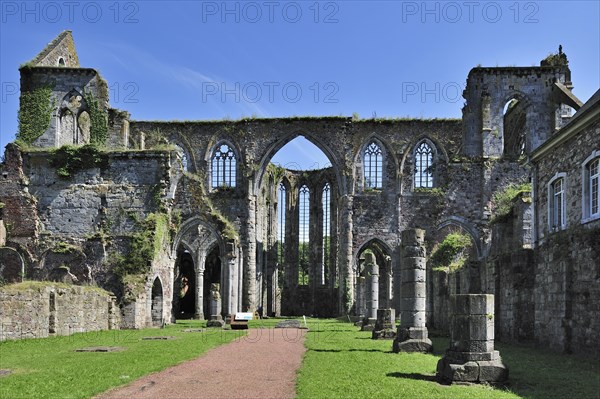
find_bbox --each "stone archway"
[355,239,393,317]
[203,245,222,320]
[173,247,196,319]
[0,247,25,284]
[151,277,164,326]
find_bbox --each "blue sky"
[1,1,599,168]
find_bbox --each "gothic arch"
[56,89,88,145]
[354,135,398,191]
[254,131,345,197]
[436,216,482,258]
[150,276,164,326]
[172,217,226,260]
[500,91,533,157]
[205,139,241,190]
[354,237,394,269]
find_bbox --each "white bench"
[230,312,253,330]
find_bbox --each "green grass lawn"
[1,318,598,399]
[0,320,242,399]
[295,319,600,399]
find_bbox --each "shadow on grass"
[386,372,439,383]
[312,348,390,353]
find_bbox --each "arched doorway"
[173,247,196,319]
[203,246,222,319]
[355,240,392,316]
[151,277,163,326]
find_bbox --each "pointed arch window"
[174,144,189,172]
[298,185,310,285]
[211,144,236,188]
[278,183,286,267]
[321,183,331,285]
[415,141,434,188]
[364,142,383,189]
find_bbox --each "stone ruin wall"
[532,116,600,356]
[0,284,120,341]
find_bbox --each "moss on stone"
[113,212,169,278]
[48,144,109,179]
[186,171,239,242]
[491,183,532,223]
[430,233,473,273]
[84,91,108,146]
[52,242,79,254]
[17,85,55,144]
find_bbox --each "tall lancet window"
[415,141,433,188]
[364,142,383,189]
[321,183,331,285]
[298,185,310,285]
[211,144,237,188]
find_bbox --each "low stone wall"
[0,283,120,341]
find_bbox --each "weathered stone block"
[401,257,427,270]
[399,269,426,283]
[400,282,426,299]
[399,297,426,312]
[401,245,426,258]
[393,337,433,353]
[401,229,425,246]
[451,294,494,316]
[445,350,500,362]
[449,339,495,353]
[400,311,426,327]
[451,315,494,341]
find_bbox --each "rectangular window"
[590,159,599,217]
[550,177,566,231]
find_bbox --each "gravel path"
[95,328,307,399]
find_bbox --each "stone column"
[356,276,365,318]
[393,229,432,352]
[194,268,205,320]
[368,253,379,319]
[338,195,353,314]
[243,194,257,312]
[361,252,378,331]
[206,283,225,328]
[372,308,397,339]
[437,294,508,384]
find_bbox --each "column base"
[436,356,509,384]
[206,315,224,328]
[393,327,432,353]
[360,317,377,331]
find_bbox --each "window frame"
[548,172,567,232]
[298,184,310,286]
[582,150,600,223]
[363,141,384,190]
[210,142,237,189]
[413,140,435,189]
[321,182,331,286]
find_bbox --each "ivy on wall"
[17,85,55,145]
[113,212,169,278]
[430,233,473,273]
[48,144,109,179]
[84,91,108,146]
[491,183,532,223]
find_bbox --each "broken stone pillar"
[354,276,366,326]
[437,294,508,384]
[360,252,378,331]
[372,308,397,339]
[206,283,224,328]
[393,229,432,352]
